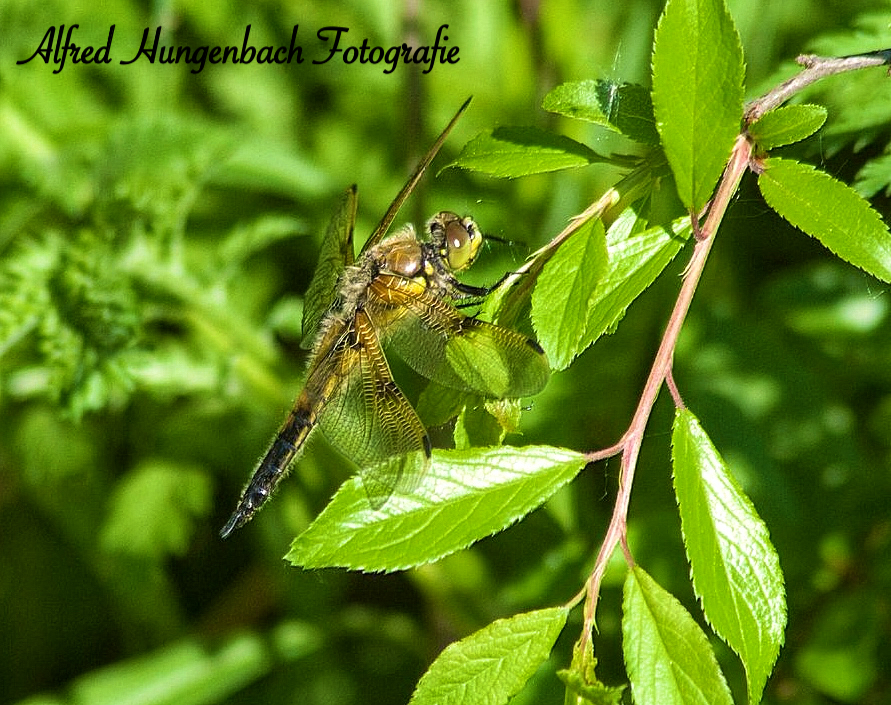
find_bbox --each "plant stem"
[745,52,891,123]
[575,47,891,657]
[578,134,753,652]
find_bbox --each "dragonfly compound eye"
[441,215,482,271]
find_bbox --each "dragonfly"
[220,98,550,538]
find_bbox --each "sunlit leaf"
[651,0,745,210]
[450,127,607,177]
[623,566,733,705]
[286,446,586,571]
[409,607,568,705]
[758,157,891,282]
[532,217,608,370]
[747,104,827,151]
[672,409,786,704]
[580,209,692,351]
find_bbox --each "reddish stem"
[578,134,753,650]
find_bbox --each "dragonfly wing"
[301,186,358,348]
[369,275,550,399]
[360,98,471,254]
[318,310,430,506]
[220,317,358,537]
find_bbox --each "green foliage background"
[1,0,890,703]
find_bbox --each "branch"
[576,47,891,655]
[745,50,891,123]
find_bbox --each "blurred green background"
[1,0,891,703]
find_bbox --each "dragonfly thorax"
[313,210,492,378]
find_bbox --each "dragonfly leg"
[450,269,515,299]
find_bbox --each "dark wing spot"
[525,338,545,355]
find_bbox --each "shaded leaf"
[416,382,475,428]
[0,234,60,356]
[557,636,626,704]
[213,139,333,199]
[795,593,881,702]
[69,627,321,705]
[543,80,659,145]
[855,153,891,198]
[217,215,307,269]
[454,400,512,449]
[101,460,212,559]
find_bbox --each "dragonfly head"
[429,212,483,272]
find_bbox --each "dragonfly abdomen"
[219,407,315,538]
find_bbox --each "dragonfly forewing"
[360,97,472,255]
[301,186,358,348]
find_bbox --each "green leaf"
[68,627,321,705]
[450,127,606,177]
[795,593,882,702]
[96,116,232,235]
[758,157,891,282]
[127,345,221,396]
[672,409,786,704]
[557,636,626,704]
[409,607,569,705]
[213,138,334,199]
[286,446,586,571]
[454,400,513,449]
[747,104,828,151]
[0,233,60,357]
[761,259,890,337]
[71,637,267,705]
[416,382,475,428]
[532,218,608,370]
[622,566,733,705]
[855,153,891,198]
[651,0,745,211]
[101,460,212,559]
[543,80,659,145]
[579,209,692,352]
